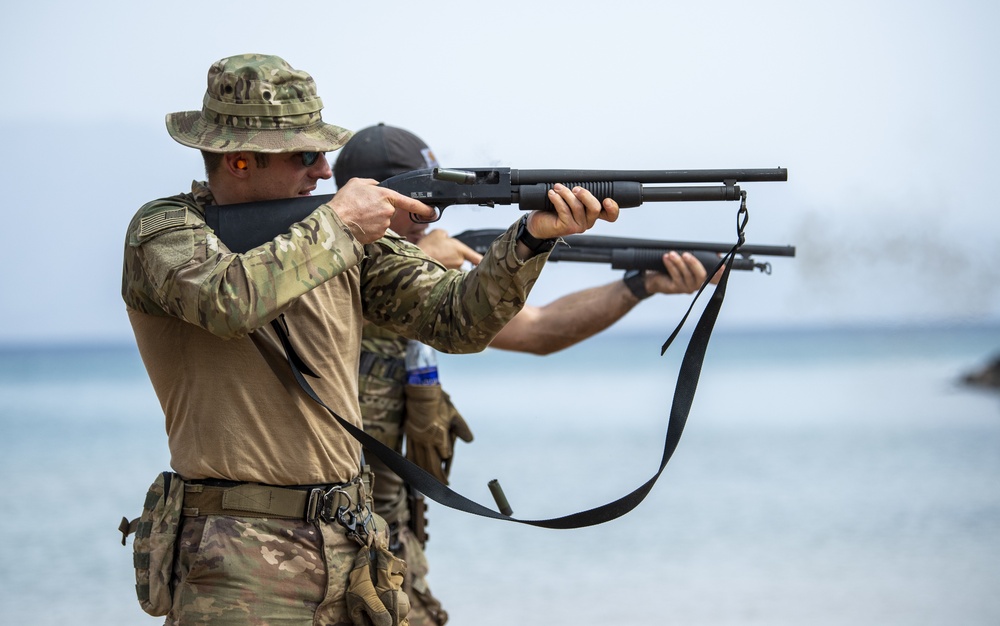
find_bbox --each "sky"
[1,0,998,345]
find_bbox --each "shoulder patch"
[138,207,190,238]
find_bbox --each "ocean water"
[1,324,998,625]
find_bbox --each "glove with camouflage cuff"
[403,384,474,484]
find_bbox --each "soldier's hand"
[330,178,437,244]
[646,252,711,294]
[417,230,483,269]
[524,183,619,240]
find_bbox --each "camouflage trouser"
[166,514,379,625]
[394,524,447,626]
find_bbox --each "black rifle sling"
[262,239,738,530]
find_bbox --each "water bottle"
[405,341,440,386]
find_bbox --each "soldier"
[334,123,714,626]
[121,54,619,625]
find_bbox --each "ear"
[224,153,250,177]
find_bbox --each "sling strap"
[264,197,749,529]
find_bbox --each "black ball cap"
[333,122,439,188]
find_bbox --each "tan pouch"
[130,471,184,616]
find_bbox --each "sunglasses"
[299,151,324,168]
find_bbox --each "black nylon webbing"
[265,228,742,529]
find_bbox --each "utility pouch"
[346,541,411,626]
[122,471,184,616]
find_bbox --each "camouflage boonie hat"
[166,53,352,154]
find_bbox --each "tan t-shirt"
[123,182,544,485]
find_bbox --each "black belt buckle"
[305,484,361,530]
[306,481,374,545]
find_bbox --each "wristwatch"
[623,269,652,301]
[515,214,557,255]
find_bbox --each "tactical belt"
[358,351,406,381]
[182,479,367,524]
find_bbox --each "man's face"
[244,152,332,201]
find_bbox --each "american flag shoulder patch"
[138,208,189,237]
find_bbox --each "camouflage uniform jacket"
[122,181,546,486]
